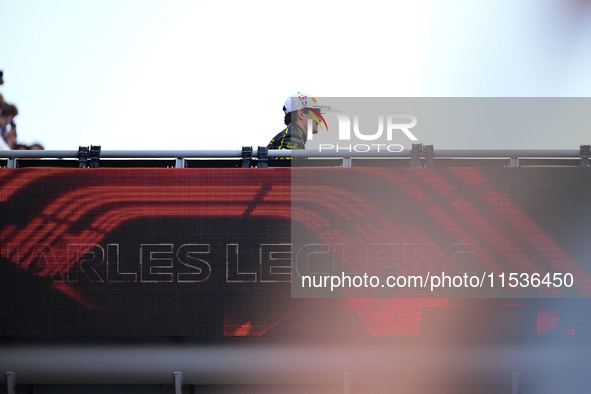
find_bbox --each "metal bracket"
[6,371,15,394]
[89,145,101,168]
[77,146,89,168]
[342,157,352,168]
[343,372,351,394]
[256,146,268,168]
[175,157,186,168]
[410,143,421,167]
[7,157,17,168]
[509,156,519,168]
[511,371,519,394]
[580,145,590,168]
[173,371,183,394]
[241,146,253,168]
[424,145,434,167]
[410,144,434,167]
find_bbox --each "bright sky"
[1,0,590,150]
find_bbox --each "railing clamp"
[410,143,434,167]
[256,146,269,168]
[89,145,101,168]
[509,157,520,168]
[175,157,186,168]
[580,145,590,168]
[77,146,89,168]
[424,144,434,167]
[241,146,253,168]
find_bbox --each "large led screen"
[1,167,590,337]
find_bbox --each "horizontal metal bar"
[101,150,245,159]
[0,150,80,159]
[433,149,580,158]
[0,341,589,386]
[0,150,247,159]
[0,149,583,160]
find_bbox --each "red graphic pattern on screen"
[0,168,587,337]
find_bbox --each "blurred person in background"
[0,69,4,103]
[0,121,8,149]
[0,70,43,150]
[0,70,7,150]
[1,103,19,149]
[0,70,45,150]
[1,70,21,150]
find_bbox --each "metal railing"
[0,144,589,168]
